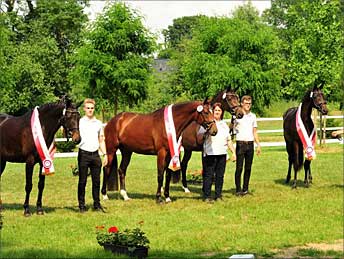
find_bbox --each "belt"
[236,141,254,144]
[79,149,99,155]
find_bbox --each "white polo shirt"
[235,112,257,141]
[199,120,230,156]
[78,116,103,152]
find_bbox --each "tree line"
[0,0,342,118]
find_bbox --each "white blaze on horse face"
[310,92,313,98]
[222,92,226,99]
[197,105,203,112]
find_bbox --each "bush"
[56,141,77,152]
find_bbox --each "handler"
[77,98,107,213]
[199,102,236,202]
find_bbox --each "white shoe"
[182,186,191,193]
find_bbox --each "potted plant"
[96,225,150,258]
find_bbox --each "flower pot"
[102,244,148,259]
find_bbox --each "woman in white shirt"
[200,102,236,202]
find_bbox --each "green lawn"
[0,144,343,258]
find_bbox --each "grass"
[0,144,343,258]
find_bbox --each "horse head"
[220,87,244,119]
[195,98,218,136]
[60,96,82,144]
[310,84,328,115]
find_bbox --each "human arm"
[227,138,236,162]
[98,127,108,165]
[253,127,261,156]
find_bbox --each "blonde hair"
[83,98,95,107]
[241,95,252,103]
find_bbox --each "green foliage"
[70,2,156,115]
[96,227,150,248]
[0,0,88,114]
[168,4,284,115]
[55,141,76,153]
[263,0,343,100]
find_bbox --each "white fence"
[54,115,343,158]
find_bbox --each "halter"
[223,91,240,115]
[197,106,215,132]
[60,108,80,140]
[310,91,326,111]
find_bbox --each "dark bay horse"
[103,99,217,203]
[176,88,244,192]
[0,96,81,216]
[283,86,328,188]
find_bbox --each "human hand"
[256,145,261,156]
[231,153,237,162]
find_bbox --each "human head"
[212,102,224,120]
[241,95,252,113]
[83,98,95,119]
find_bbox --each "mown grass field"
[0,144,343,259]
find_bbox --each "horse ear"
[76,101,83,109]
[203,96,209,104]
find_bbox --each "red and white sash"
[31,107,56,175]
[296,103,316,160]
[164,105,182,171]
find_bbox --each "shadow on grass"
[274,178,309,188]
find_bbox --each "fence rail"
[54,115,343,158]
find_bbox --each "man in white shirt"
[234,95,261,196]
[77,98,107,213]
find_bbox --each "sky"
[85,0,271,42]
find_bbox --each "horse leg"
[308,161,312,183]
[36,165,45,215]
[101,166,109,200]
[118,149,132,201]
[0,160,6,175]
[285,141,293,184]
[292,143,302,189]
[181,150,192,193]
[304,159,311,187]
[23,163,34,217]
[164,168,172,203]
[156,149,167,204]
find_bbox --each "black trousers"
[202,154,226,199]
[77,149,102,208]
[235,141,254,193]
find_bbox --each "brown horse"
[103,99,217,203]
[283,85,328,188]
[0,96,81,216]
[176,88,243,192]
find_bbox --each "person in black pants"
[199,102,236,202]
[77,98,107,213]
[234,95,261,196]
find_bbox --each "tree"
[263,0,343,100]
[70,2,156,115]
[168,3,284,115]
[0,0,88,114]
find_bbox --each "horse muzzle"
[71,130,81,144]
[208,122,218,136]
[234,106,244,119]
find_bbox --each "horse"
[0,96,81,216]
[102,99,218,203]
[283,85,328,188]
[173,88,244,193]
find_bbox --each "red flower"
[108,226,119,233]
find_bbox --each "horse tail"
[295,143,304,172]
[172,169,181,183]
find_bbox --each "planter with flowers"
[96,225,150,258]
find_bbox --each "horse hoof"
[24,211,31,217]
[292,185,297,189]
[102,194,109,201]
[165,197,172,203]
[37,209,44,215]
[156,198,164,205]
